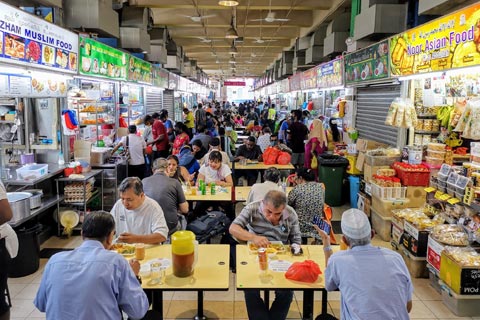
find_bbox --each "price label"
[424,187,436,193]
[434,191,444,199]
[447,198,460,205]
[440,194,451,201]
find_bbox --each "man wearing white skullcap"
[314,209,413,320]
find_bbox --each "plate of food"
[248,241,286,255]
[111,243,135,256]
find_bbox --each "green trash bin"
[318,155,349,206]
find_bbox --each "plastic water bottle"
[281,179,287,193]
[58,152,65,166]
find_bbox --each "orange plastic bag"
[277,151,291,165]
[285,260,322,283]
[263,147,280,165]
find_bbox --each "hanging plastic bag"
[311,156,318,169]
[285,260,322,283]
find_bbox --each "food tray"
[16,164,48,180]
[247,241,286,255]
[111,243,135,255]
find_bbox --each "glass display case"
[120,84,145,127]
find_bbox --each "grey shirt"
[191,133,212,150]
[232,200,301,245]
[142,173,186,233]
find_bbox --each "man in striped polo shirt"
[229,190,301,320]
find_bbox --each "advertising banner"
[317,58,344,88]
[389,3,480,76]
[79,36,127,81]
[345,42,389,85]
[0,69,67,97]
[127,55,152,84]
[289,72,303,91]
[302,67,317,90]
[224,81,246,86]
[0,1,78,73]
[152,66,168,88]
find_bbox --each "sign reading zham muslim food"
[0,1,78,73]
[390,3,480,76]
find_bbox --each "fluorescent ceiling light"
[218,1,239,6]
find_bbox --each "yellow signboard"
[389,3,480,76]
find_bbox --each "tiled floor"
[7,204,480,319]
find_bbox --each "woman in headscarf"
[304,119,327,173]
[326,117,343,151]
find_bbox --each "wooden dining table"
[184,186,232,201]
[141,244,230,320]
[236,244,333,320]
[235,186,293,202]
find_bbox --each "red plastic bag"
[285,260,322,283]
[277,151,291,165]
[263,147,280,165]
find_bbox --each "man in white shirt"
[246,168,282,204]
[110,177,168,244]
[256,127,272,152]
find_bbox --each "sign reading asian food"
[127,55,152,84]
[318,58,344,88]
[345,41,389,85]
[79,36,127,80]
[389,3,480,76]
[0,1,78,73]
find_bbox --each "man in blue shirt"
[34,212,149,320]
[315,209,413,320]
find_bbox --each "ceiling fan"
[250,0,289,23]
[197,37,221,43]
[180,14,216,22]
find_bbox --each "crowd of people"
[0,99,414,320]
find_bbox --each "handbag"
[311,156,318,169]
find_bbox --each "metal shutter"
[162,89,175,120]
[355,85,402,147]
[145,86,163,115]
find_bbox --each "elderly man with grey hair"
[230,190,301,320]
[246,167,282,204]
[110,177,168,244]
[142,158,189,236]
[315,209,413,320]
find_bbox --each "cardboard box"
[356,138,389,152]
[357,191,371,217]
[391,215,404,247]
[402,221,429,257]
[372,197,411,218]
[427,235,445,273]
[440,252,480,295]
[355,151,365,171]
[371,209,391,241]
[364,163,391,183]
[406,186,427,207]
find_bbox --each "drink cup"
[149,261,165,285]
[135,243,145,260]
[258,248,268,272]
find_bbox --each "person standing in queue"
[314,209,413,320]
[0,181,17,320]
[148,112,169,160]
[287,109,308,170]
[111,125,146,179]
[34,211,149,320]
[229,190,301,320]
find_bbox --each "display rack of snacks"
[55,169,103,236]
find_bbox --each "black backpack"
[187,211,231,244]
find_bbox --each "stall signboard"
[127,55,152,84]
[389,3,480,76]
[152,66,168,88]
[224,81,246,86]
[0,68,67,97]
[178,76,188,92]
[0,1,78,73]
[289,72,303,91]
[317,58,344,88]
[302,66,317,90]
[345,42,389,85]
[79,36,127,80]
[168,72,179,90]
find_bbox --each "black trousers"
[128,164,146,180]
[0,238,11,316]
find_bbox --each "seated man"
[34,212,149,320]
[234,136,263,186]
[143,158,189,236]
[201,137,230,166]
[246,167,282,204]
[315,208,413,320]
[229,190,301,320]
[111,177,168,244]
